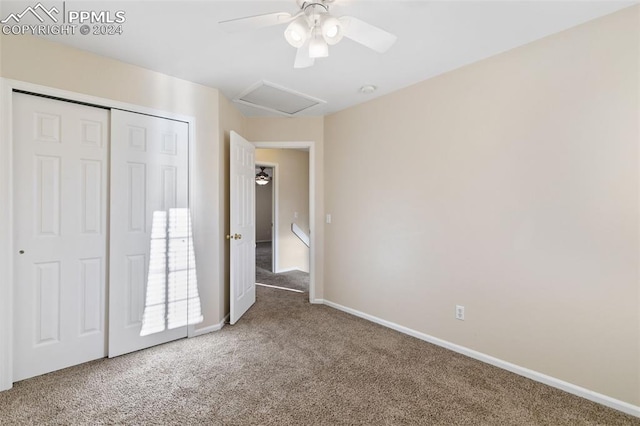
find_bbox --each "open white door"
[109,110,200,357]
[230,131,256,324]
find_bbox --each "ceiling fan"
[219,0,398,69]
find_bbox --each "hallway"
[256,242,309,293]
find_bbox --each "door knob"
[226,234,232,240]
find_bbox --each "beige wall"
[323,6,639,406]
[245,117,325,298]
[255,168,273,242]
[256,149,310,272]
[1,34,224,331]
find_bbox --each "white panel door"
[109,110,200,357]
[13,93,109,381]
[230,131,256,324]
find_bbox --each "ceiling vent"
[234,81,325,116]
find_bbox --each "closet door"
[13,93,108,381]
[108,110,200,357]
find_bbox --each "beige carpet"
[0,286,637,425]
[256,242,309,292]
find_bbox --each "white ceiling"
[1,1,635,116]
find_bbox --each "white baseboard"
[274,267,308,274]
[322,299,640,418]
[189,314,229,337]
[311,298,324,305]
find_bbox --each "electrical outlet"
[455,305,465,321]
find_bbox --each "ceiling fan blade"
[294,41,315,69]
[339,16,397,53]
[219,12,294,33]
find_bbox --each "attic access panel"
[234,81,325,116]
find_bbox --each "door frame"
[254,161,278,273]
[0,78,197,391]
[253,142,317,304]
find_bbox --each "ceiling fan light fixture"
[284,16,309,48]
[321,16,343,45]
[219,1,397,69]
[309,28,329,58]
[255,167,271,185]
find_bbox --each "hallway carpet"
[0,286,636,425]
[256,242,309,293]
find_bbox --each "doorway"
[251,141,317,302]
[255,164,275,273]
[254,149,310,294]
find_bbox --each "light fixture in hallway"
[256,166,271,185]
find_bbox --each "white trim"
[310,298,324,305]
[189,314,229,337]
[0,80,14,392]
[255,160,278,273]
[186,107,197,339]
[323,299,640,418]
[0,78,198,390]
[3,79,195,123]
[274,267,305,273]
[253,141,317,304]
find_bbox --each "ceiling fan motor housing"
[303,2,329,26]
[297,0,334,9]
